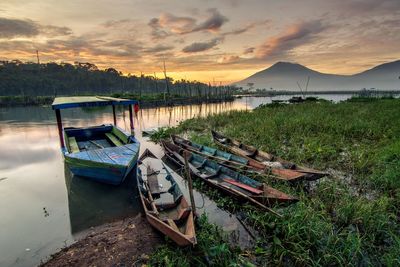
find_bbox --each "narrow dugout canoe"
[171,135,306,182]
[137,149,196,246]
[161,141,298,207]
[211,130,328,180]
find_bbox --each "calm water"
[0,95,351,267]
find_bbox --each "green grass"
[148,214,254,267]
[149,99,400,266]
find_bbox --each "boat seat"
[68,137,80,153]
[147,167,161,197]
[105,132,123,147]
[201,165,221,179]
[191,159,207,168]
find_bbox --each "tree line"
[0,60,238,98]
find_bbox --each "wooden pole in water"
[55,109,65,149]
[183,151,196,215]
[128,104,134,135]
[112,105,117,126]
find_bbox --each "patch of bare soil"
[40,215,162,267]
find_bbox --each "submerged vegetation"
[149,98,400,266]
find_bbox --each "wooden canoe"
[137,149,196,247]
[211,130,328,180]
[171,135,306,182]
[161,141,298,207]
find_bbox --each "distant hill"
[236,60,400,91]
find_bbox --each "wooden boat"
[52,96,140,185]
[211,130,327,180]
[171,135,306,182]
[288,96,305,103]
[137,149,196,246]
[161,141,298,207]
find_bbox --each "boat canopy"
[52,96,138,110]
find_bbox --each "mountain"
[236,60,400,91]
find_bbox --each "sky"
[0,0,399,84]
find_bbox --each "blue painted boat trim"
[52,96,139,110]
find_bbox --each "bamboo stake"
[183,151,196,215]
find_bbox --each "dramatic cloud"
[243,47,254,54]
[148,8,228,37]
[0,18,39,38]
[222,20,269,36]
[182,38,222,53]
[1,0,399,83]
[191,8,228,33]
[337,0,400,14]
[0,17,71,39]
[255,20,326,59]
[148,17,170,40]
[143,44,174,53]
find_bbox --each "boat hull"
[62,125,140,185]
[65,155,137,185]
[211,130,328,180]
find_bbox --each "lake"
[0,94,352,266]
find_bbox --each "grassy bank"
[149,98,400,266]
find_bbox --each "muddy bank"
[40,215,162,267]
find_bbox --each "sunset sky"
[1,0,399,83]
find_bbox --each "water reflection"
[64,166,141,235]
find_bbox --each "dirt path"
[40,215,162,267]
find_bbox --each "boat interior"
[64,125,129,153]
[188,153,264,195]
[140,162,193,235]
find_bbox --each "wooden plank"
[147,166,160,195]
[222,178,263,195]
[92,149,115,164]
[167,219,180,232]
[84,148,116,164]
[111,127,128,143]
[105,132,123,147]
[68,137,80,153]
[271,168,305,180]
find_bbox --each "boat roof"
[52,96,138,110]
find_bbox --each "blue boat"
[52,96,140,185]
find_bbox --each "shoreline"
[40,214,162,267]
[0,96,235,108]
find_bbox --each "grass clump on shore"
[148,214,253,267]
[150,98,400,266]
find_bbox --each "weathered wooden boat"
[288,96,305,103]
[211,130,327,180]
[171,135,306,182]
[137,149,196,246]
[52,96,140,185]
[161,141,298,207]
